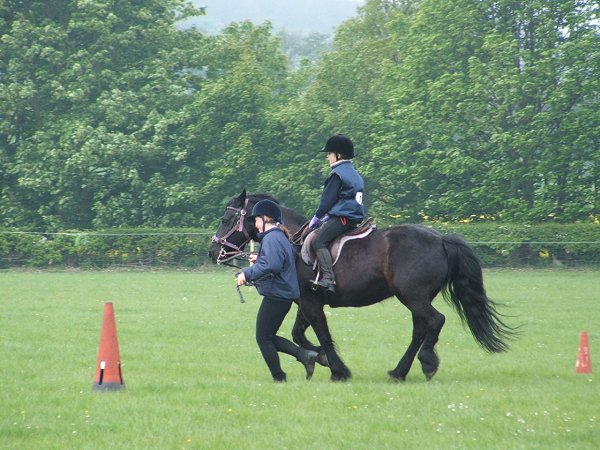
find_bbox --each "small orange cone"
[575,331,592,374]
[93,302,125,390]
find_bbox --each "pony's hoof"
[425,368,438,381]
[330,369,352,382]
[330,375,350,382]
[388,370,406,382]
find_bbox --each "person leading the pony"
[308,134,365,294]
[236,199,319,382]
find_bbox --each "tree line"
[1,0,598,231]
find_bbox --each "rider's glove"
[309,215,320,229]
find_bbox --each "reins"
[290,221,311,247]
[235,273,274,303]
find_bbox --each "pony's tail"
[442,234,516,353]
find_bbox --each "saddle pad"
[301,222,375,266]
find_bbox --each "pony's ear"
[233,189,246,207]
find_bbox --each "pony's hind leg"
[388,312,427,381]
[417,306,445,380]
[389,298,445,381]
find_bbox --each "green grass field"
[1,269,598,449]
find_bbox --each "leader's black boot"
[297,347,319,380]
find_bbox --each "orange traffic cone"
[575,331,592,374]
[93,302,125,390]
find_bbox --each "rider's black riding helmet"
[320,134,355,159]
[248,199,283,224]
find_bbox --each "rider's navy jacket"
[242,227,300,301]
[315,160,365,223]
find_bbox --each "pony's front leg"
[292,308,329,367]
[298,299,351,381]
[291,308,328,367]
[291,308,319,350]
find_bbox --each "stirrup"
[310,279,322,291]
[313,280,335,294]
[310,272,320,291]
[310,271,335,294]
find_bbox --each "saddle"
[300,218,375,267]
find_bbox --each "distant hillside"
[186,0,364,34]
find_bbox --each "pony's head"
[208,190,253,265]
[208,190,282,265]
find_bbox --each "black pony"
[209,190,515,381]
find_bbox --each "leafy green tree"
[377,0,599,222]
[455,0,599,222]
[265,0,422,217]
[183,21,292,224]
[0,0,206,229]
[1,0,597,230]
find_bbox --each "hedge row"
[0,228,214,269]
[429,222,600,267]
[1,223,599,269]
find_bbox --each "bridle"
[211,198,253,267]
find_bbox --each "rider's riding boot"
[297,347,319,380]
[311,248,336,294]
